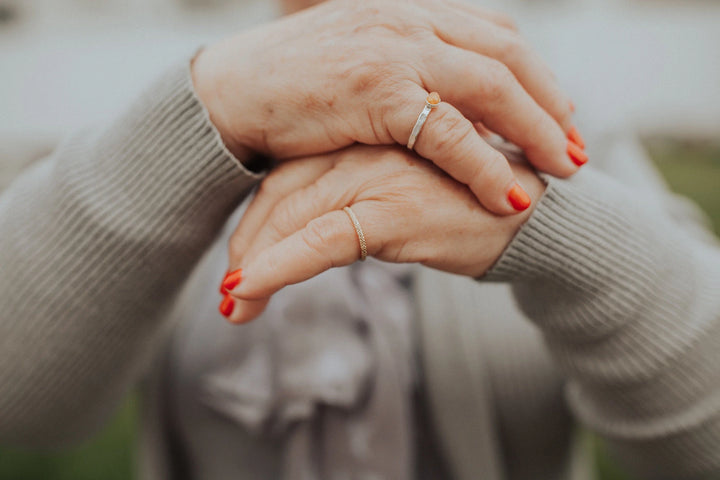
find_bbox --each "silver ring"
[407,92,441,150]
[343,206,367,261]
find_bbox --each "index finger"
[231,208,364,302]
[227,154,336,268]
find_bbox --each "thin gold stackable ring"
[407,92,441,150]
[343,206,367,261]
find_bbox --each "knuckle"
[499,33,530,65]
[348,2,423,37]
[303,184,327,214]
[555,99,574,128]
[525,112,551,146]
[384,84,427,143]
[349,60,388,95]
[276,187,326,235]
[469,152,505,191]
[302,217,339,265]
[471,152,496,179]
[430,109,476,153]
[482,60,515,104]
[494,13,519,31]
[267,202,295,239]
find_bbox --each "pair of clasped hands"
[191,0,588,323]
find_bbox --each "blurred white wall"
[491,0,720,140]
[1,0,719,155]
[0,0,277,143]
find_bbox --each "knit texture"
[486,169,720,479]
[0,59,718,480]
[0,62,261,445]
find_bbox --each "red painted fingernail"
[220,270,230,294]
[567,140,589,166]
[508,183,531,211]
[567,125,585,150]
[222,269,243,292]
[569,100,576,113]
[219,294,235,317]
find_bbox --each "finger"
[224,165,364,324]
[231,209,363,301]
[386,84,532,215]
[234,168,356,264]
[223,174,347,324]
[227,154,337,268]
[220,156,337,324]
[421,46,581,177]
[224,154,367,324]
[430,13,573,131]
[223,294,270,325]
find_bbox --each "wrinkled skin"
[222,145,545,323]
[192,0,577,215]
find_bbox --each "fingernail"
[567,140,588,166]
[567,125,585,150]
[569,100,576,113]
[219,294,235,317]
[219,270,230,294]
[508,183,531,211]
[222,268,243,292]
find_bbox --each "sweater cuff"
[94,58,263,230]
[486,168,662,285]
[483,164,720,480]
[483,167,700,338]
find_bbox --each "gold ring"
[343,206,367,261]
[407,92,441,150]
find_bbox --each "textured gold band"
[343,206,367,261]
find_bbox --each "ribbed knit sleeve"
[0,61,261,446]
[485,168,720,479]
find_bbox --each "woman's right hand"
[192,0,586,215]
[219,144,546,323]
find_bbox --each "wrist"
[191,45,256,165]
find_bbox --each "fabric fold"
[199,260,416,480]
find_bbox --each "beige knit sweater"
[0,62,718,480]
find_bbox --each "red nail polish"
[567,126,585,150]
[222,269,243,292]
[220,270,230,294]
[567,140,588,166]
[219,294,235,317]
[508,183,531,211]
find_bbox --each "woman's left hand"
[219,145,545,323]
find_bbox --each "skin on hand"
[218,145,546,324]
[191,0,585,216]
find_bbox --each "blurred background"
[0,0,718,479]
